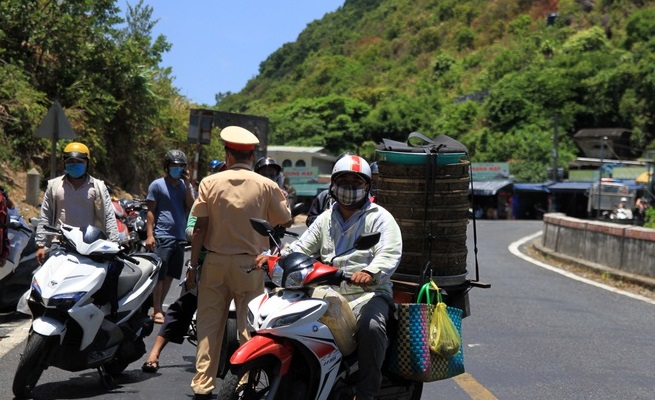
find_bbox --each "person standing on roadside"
[188,126,291,400]
[35,142,119,265]
[141,161,227,373]
[145,150,196,324]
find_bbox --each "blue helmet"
[209,159,226,173]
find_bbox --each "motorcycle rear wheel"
[12,331,57,398]
[217,316,239,378]
[218,356,278,400]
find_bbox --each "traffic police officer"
[187,126,292,399]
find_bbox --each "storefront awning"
[293,183,330,197]
[513,183,550,192]
[547,181,593,192]
[469,180,513,196]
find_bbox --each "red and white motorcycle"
[218,218,422,400]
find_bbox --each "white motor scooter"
[12,223,161,399]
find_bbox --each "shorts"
[155,237,186,281]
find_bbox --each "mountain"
[1,0,654,191]
[215,0,655,182]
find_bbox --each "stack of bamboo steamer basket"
[376,151,470,285]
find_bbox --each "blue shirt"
[146,177,188,240]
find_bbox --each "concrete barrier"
[541,213,655,279]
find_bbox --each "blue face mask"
[65,163,86,178]
[168,166,185,179]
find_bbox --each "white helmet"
[331,155,372,183]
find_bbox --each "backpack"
[0,189,9,261]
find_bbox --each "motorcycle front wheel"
[218,356,279,400]
[12,331,57,398]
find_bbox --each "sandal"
[141,360,160,373]
[152,312,165,324]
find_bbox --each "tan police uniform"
[190,126,291,396]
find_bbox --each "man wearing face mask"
[35,142,119,265]
[257,154,402,400]
[146,149,196,324]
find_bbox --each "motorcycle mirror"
[249,218,275,237]
[330,231,381,264]
[353,232,381,250]
[291,202,307,218]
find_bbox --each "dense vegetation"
[1,0,655,194]
[219,0,655,182]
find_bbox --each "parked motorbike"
[219,218,423,400]
[12,223,162,399]
[112,199,131,247]
[0,210,53,313]
[119,197,148,253]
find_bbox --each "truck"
[587,179,637,217]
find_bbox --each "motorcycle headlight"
[284,268,309,289]
[48,292,87,311]
[31,279,42,295]
[270,263,285,287]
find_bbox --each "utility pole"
[597,136,607,218]
[552,114,559,182]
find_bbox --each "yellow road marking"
[453,373,498,399]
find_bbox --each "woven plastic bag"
[426,281,461,357]
[387,281,465,382]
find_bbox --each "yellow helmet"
[63,142,90,160]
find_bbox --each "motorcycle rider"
[35,142,119,264]
[254,156,297,209]
[208,159,227,174]
[257,154,402,400]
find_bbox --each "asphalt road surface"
[1,220,653,399]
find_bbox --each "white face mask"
[331,184,368,207]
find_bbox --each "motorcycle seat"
[117,263,144,299]
[116,254,159,299]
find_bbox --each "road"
[0,220,653,399]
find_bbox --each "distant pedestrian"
[145,150,196,324]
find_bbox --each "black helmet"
[254,157,282,174]
[164,150,188,168]
[275,252,316,288]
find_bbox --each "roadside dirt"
[0,166,41,220]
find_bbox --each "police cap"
[220,126,259,151]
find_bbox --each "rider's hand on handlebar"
[254,254,270,270]
[36,247,47,265]
[349,270,374,287]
